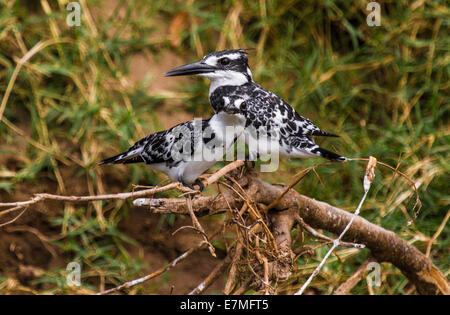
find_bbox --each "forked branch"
[135,168,448,295]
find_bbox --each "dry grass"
[0,0,448,294]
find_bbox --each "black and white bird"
[99,112,245,190]
[165,49,346,162]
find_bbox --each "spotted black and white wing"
[210,83,345,161]
[99,120,208,166]
[239,84,337,138]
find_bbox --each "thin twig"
[97,241,207,295]
[186,196,216,258]
[0,183,179,209]
[132,161,246,207]
[333,257,374,295]
[425,210,450,257]
[188,256,232,295]
[218,180,278,253]
[295,157,377,295]
[295,213,365,248]
[348,157,422,220]
[223,241,244,294]
[0,208,28,228]
[204,160,245,187]
[263,161,332,213]
[255,248,271,295]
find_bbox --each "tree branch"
[2,159,446,295]
[135,169,449,295]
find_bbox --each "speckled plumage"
[100,113,245,189]
[194,49,346,161]
[210,82,344,160]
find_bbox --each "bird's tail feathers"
[99,149,143,165]
[314,147,346,161]
[312,130,339,137]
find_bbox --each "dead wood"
[136,168,449,295]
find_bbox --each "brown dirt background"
[0,0,224,294]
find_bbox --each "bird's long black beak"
[164,61,217,77]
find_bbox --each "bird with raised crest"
[165,49,346,162]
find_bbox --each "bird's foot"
[179,175,195,190]
[194,178,205,192]
[178,176,204,193]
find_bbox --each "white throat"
[201,71,248,96]
[210,111,245,127]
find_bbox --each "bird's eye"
[219,57,230,66]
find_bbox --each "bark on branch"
[135,169,449,295]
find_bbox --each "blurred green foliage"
[0,0,448,294]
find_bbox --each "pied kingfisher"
[165,49,346,162]
[100,112,245,190]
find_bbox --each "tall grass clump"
[0,0,448,294]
